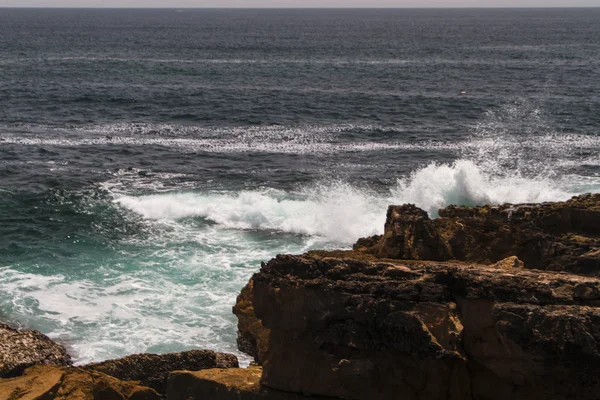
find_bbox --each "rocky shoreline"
[2,194,599,399]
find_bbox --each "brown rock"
[0,364,160,400]
[0,323,72,378]
[356,194,600,275]
[356,204,453,261]
[236,251,600,400]
[489,256,524,270]
[232,279,271,363]
[167,366,330,400]
[85,350,238,395]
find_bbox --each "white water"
[114,159,592,247]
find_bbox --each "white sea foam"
[3,120,600,159]
[1,135,443,155]
[114,184,386,245]
[113,158,596,246]
[391,160,580,216]
[0,246,262,365]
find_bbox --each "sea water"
[1,8,599,365]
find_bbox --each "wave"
[391,160,579,216]
[114,159,595,246]
[1,135,454,155]
[114,184,386,245]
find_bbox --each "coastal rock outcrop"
[85,350,239,395]
[167,365,331,400]
[0,364,160,400]
[0,323,72,378]
[355,194,600,275]
[235,252,600,399]
[232,280,270,363]
[354,204,453,261]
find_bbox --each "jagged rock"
[235,251,600,400]
[85,350,239,395]
[167,366,331,400]
[356,194,600,275]
[232,279,270,363]
[355,204,453,261]
[0,323,72,378]
[0,364,160,399]
[489,256,524,270]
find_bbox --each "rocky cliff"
[233,194,600,400]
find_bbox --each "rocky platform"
[0,364,161,400]
[234,252,600,400]
[0,323,72,378]
[85,350,239,395]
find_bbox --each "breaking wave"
[114,159,596,246]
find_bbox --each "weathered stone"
[489,256,524,270]
[0,364,160,400]
[0,323,72,378]
[232,279,270,364]
[356,194,600,275]
[236,251,600,400]
[85,349,238,395]
[355,204,453,261]
[167,366,330,400]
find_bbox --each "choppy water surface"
[1,8,599,364]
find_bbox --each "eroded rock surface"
[167,366,331,400]
[232,279,270,363]
[354,204,453,261]
[356,194,600,275]
[85,350,239,395]
[0,323,72,378]
[234,252,600,400]
[0,364,160,400]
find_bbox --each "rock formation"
[168,366,330,400]
[354,203,453,261]
[233,194,600,400]
[85,350,239,395]
[0,323,72,378]
[0,364,160,400]
[355,194,600,275]
[234,251,600,400]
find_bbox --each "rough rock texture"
[85,350,239,395]
[0,364,160,400]
[0,323,72,378]
[354,204,453,261]
[167,366,331,400]
[232,280,270,363]
[355,194,600,275]
[234,251,600,400]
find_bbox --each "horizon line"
[1,6,600,9]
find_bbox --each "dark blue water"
[1,8,599,365]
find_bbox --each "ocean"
[1,8,599,365]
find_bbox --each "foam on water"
[114,158,598,247]
[115,184,386,245]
